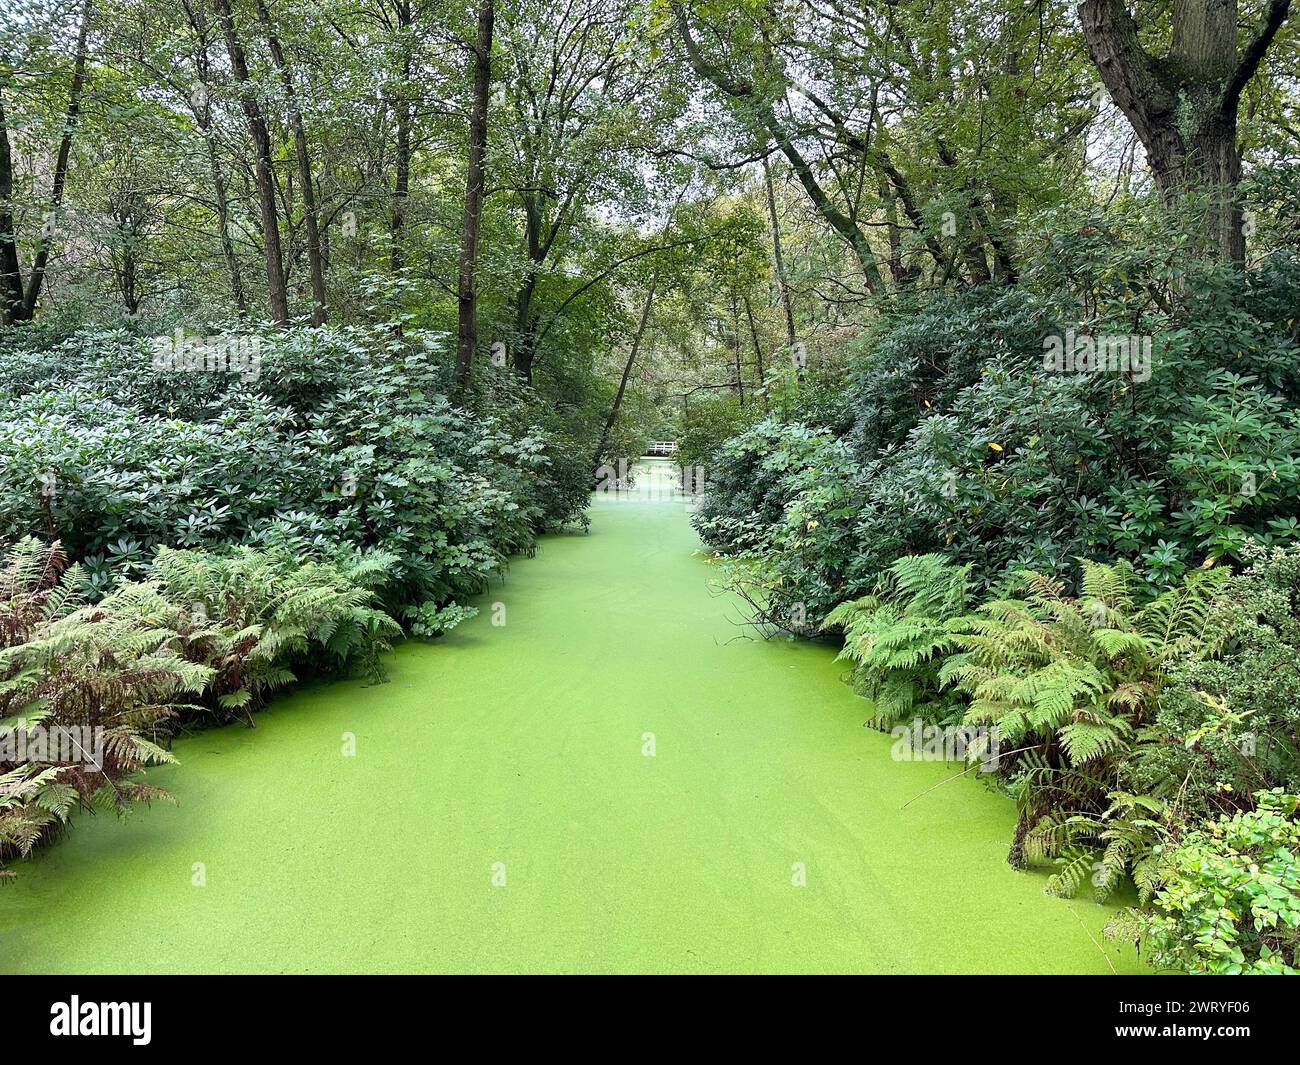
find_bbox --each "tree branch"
[1221,0,1291,113]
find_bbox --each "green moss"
[0,461,1143,974]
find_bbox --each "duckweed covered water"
[0,460,1142,974]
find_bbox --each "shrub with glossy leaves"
[0,325,589,615]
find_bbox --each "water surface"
[0,459,1142,973]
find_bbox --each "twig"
[1068,904,1118,975]
[899,743,1036,810]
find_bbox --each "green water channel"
[0,459,1143,973]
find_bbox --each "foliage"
[943,561,1225,894]
[694,418,861,623]
[0,324,587,612]
[812,547,1300,919]
[0,0,1297,977]
[694,211,1300,619]
[947,562,1222,757]
[822,554,974,727]
[1136,542,1300,818]
[1135,790,1300,975]
[0,539,197,876]
[117,545,403,720]
[677,395,754,472]
[403,602,478,639]
[0,535,401,874]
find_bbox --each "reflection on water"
[592,456,705,506]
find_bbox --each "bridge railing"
[644,441,678,457]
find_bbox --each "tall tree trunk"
[766,118,884,293]
[18,0,93,321]
[254,0,326,323]
[455,0,494,393]
[214,0,290,325]
[390,0,412,273]
[743,293,765,386]
[731,298,745,407]
[511,193,542,383]
[762,155,796,351]
[182,0,248,316]
[110,193,143,314]
[593,275,658,469]
[0,90,25,324]
[1079,0,1291,263]
[205,139,249,317]
[876,147,947,272]
[881,180,913,286]
[934,139,1012,284]
[120,243,139,314]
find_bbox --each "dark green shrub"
[0,325,590,613]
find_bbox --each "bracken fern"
[941,560,1226,894]
[823,553,975,726]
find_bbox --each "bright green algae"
[0,460,1143,973]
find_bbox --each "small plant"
[0,539,205,877]
[1132,789,1300,974]
[823,553,975,726]
[0,537,405,875]
[941,560,1226,889]
[404,601,478,639]
[127,546,404,720]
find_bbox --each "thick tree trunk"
[455,0,494,393]
[17,0,93,321]
[1079,0,1291,263]
[254,0,327,324]
[214,0,291,325]
[1185,110,1244,261]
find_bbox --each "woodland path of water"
[0,459,1142,973]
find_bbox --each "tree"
[762,155,796,352]
[497,0,667,382]
[668,0,1084,296]
[672,2,886,295]
[593,275,658,469]
[389,0,413,273]
[1080,0,1293,261]
[180,0,250,316]
[213,0,290,325]
[0,0,93,324]
[253,0,327,323]
[0,89,25,323]
[455,0,494,392]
